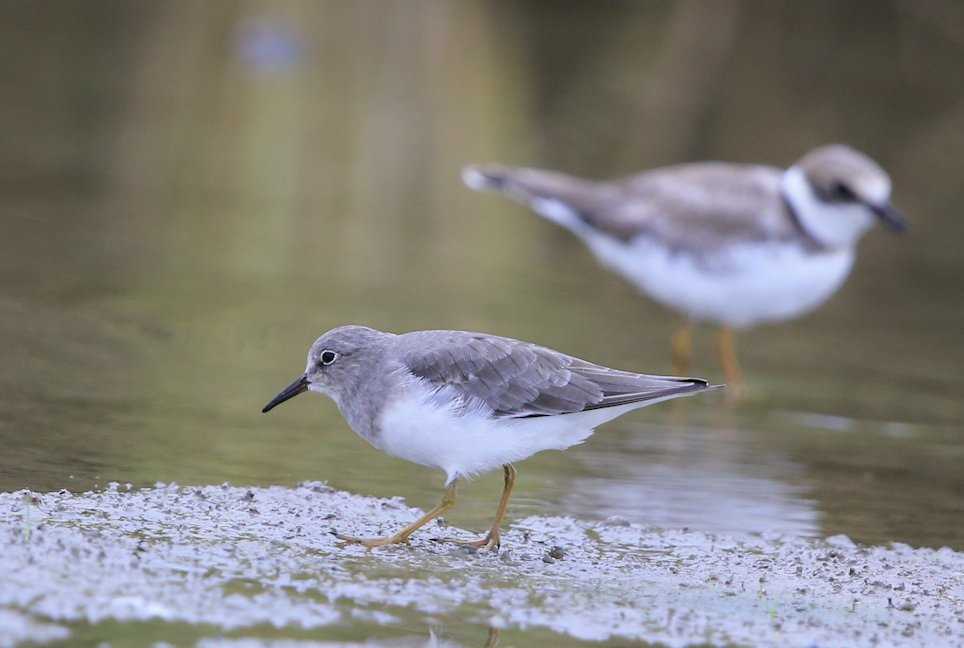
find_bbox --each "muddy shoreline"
[1,482,961,647]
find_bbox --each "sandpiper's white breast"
[374,377,649,485]
[583,232,854,329]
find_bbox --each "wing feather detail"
[399,331,709,419]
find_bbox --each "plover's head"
[783,144,906,249]
[262,325,389,413]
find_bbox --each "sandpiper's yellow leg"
[671,322,693,375]
[718,326,743,400]
[338,483,457,549]
[484,627,501,648]
[460,464,517,550]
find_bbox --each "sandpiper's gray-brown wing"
[464,162,801,252]
[397,330,709,419]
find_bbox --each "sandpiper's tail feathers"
[578,367,719,411]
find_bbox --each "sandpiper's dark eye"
[320,350,337,366]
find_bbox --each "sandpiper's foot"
[442,463,515,552]
[335,483,459,549]
[454,531,501,551]
[335,533,409,549]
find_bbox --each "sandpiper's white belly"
[585,234,854,328]
[373,380,654,484]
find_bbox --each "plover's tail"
[461,164,515,192]
[461,164,602,231]
[462,164,592,198]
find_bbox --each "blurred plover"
[463,144,906,394]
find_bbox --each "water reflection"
[566,424,819,537]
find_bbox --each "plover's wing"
[464,162,799,252]
[398,331,710,419]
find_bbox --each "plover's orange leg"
[671,322,693,375]
[338,483,457,549]
[718,326,744,400]
[458,464,516,551]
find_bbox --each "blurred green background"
[1,0,962,551]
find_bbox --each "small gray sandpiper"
[262,325,717,550]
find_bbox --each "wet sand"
[1,482,961,647]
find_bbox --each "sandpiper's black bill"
[262,374,308,413]
[871,202,908,232]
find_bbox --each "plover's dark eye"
[829,182,854,201]
[320,350,337,366]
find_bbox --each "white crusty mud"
[0,482,961,647]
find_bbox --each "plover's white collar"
[781,165,875,251]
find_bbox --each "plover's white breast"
[583,232,854,328]
[374,378,654,485]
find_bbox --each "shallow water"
[1,1,963,645]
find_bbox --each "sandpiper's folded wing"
[398,330,709,419]
[463,162,801,252]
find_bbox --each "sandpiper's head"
[261,325,389,413]
[783,144,906,249]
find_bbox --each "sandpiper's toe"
[446,532,500,552]
[335,533,408,549]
